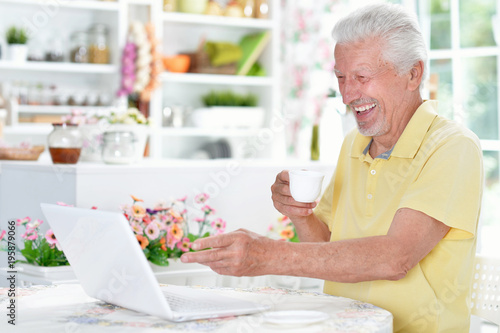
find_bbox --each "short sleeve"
[398,135,483,238]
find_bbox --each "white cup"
[289,170,325,203]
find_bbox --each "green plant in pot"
[5,26,29,62]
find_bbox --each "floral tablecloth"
[0,284,392,332]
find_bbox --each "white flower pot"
[7,44,28,62]
[17,262,76,280]
[190,107,265,129]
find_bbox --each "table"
[0,284,392,332]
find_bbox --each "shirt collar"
[350,100,439,159]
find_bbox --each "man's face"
[334,38,411,138]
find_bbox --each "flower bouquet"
[121,193,226,266]
[267,215,299,242]
[0,217,68,267]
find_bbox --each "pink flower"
[45,229,57,246]
[176,238,191,252]
[176,195,187,203]
[166,233,177,250]
[194,217,205,223]
[130,222,143,235]
[194,193,209,204]
[145,222,160,240]
[22,230,38,241]
[201,205,215,215]
[0,230,6,241]
[16,217,31,226]
[211,218,226,235]
[27,219,43,230]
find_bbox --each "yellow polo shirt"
[315,100,483,332]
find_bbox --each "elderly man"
[181,3,483,332]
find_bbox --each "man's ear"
[408,60,424,91]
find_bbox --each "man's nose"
[341,77,361,105]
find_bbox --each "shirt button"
[367,194,373,200]
[370,170,376,175]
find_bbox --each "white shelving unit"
[0,0,282,160]
[149,0,281,159]
[0,0,123,145]
[0,61,118,74]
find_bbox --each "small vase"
[7,44,28,62]
[48,123,83,164]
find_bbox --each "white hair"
[332,3,428,83]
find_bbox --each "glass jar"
[48,123,83,164]
[88,24,110,64]
[102,131,136,164]
[255,0,269,19]
[70,31,89,63]
[45,36,64,62]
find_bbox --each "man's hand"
[180,229,278,277]
[271,170,316,219]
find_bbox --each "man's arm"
[181,207,450,282]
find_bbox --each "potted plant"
[5,26,29,62]
[0,215,75,280]
[190,90,265,128]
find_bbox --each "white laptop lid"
[40,203,173,319]
[40,203,269,322]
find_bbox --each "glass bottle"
[102,131,136,164]
[70,31,89,63]
[310,124,319,161]
[240,0,254,18]
[88,24,110,64]
[48,123,83,164]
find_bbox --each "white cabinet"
[0,0,282,160]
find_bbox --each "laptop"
[40,203,270,322]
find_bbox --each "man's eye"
[357,75,369,82]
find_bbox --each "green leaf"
[148,247,170,266]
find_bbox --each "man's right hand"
[270,170,316,220]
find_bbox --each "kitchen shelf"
[17,105,113,115]
[0,0,120,11]
[3,124,52,135]
[159,72,273,86]
[0,61,118,74]
[162,12,274,29]
[156,127,260,137]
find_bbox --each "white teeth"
[353,103,376,112]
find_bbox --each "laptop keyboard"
[162,291,234,313]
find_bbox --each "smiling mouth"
[352,102,377,115]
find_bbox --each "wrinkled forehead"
[333,39,389,73]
